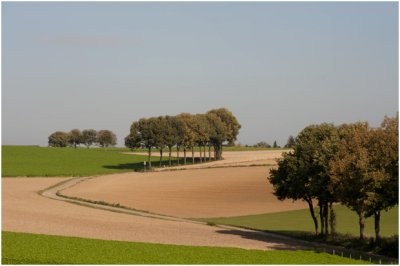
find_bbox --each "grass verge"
[2,231,369,264]
[199,205,398,258]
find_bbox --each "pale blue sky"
[2,2,398,146]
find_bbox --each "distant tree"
[164,116,180,166]
[97,130,117,148]
[254,141,271,148]
[273,140,280,148]
[206,108,240,159]
[48,131,70,147]
[154,116,168,166]
[284,135,295,148]
[138,117,159,168]
[206,112,229,160]
[68,129,82,148]
[177,113,197,165]
[125,122,142,150]
[82,129,97,148]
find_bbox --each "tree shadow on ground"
[215,229,313,251]
[102,163,144,171]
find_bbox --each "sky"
[2,2,398,147]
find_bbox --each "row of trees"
[125,108,241,168]
[269,114,398,242]
[48,129,117,148]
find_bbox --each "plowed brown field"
[62,166,308,218]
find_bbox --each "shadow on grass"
[102,159,183,171]
[102,163,144,171]
[215,229,312,251]
[215,229,398,263]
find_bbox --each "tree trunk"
[375,211,381,244]
[192,147,195,164]
[199,146,202,163]
[208,145,211,161]
[324,202,329,236]
[329,202,336,236]
[319,204,324,235]
[184,148,187,165]
[168,146,172,166]
[359,213,365,240]
[148,147,152,169]
[177,147,180,165]
[306,199,318,235]
[214,145,217,160]
[159,149,163,166]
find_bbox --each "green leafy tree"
[68,129,82,148]
[206,112,228,160]
[82,129,97,148]
[269,152,319,235]
[48,131,70,147]
[364,114,398,242]
[207,108,241,159]
[329,122,373,240]
[125,122,142,150]
[164,116,180,166]
[295,123,340,236]
[97,130,117,148]
[177,113,196,164]
[138,117,159,168]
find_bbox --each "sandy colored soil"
[126,150,290,170]
[62,166,308,218]
[2,178,310,251]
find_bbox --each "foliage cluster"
[2,231,368,264]
[269,114,398,244]
[125,108,241,168]
[48,129,117,148]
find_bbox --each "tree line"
[125,108,241,168]
[48,129,117,148]
[269,113,398,243]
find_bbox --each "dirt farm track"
[2,150,315,251]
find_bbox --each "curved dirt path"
[2,177,313,251]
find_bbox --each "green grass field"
[1,146,177,177]
[2,231,368,264]
[200,205,398,238]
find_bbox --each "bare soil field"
[2,178,309,251]
[126,150,290,170]
[62,166,308,218]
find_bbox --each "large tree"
[97,130,117,148]
[269,151,319,235]
[82,129,97,148]
[329,122,374,240]
[362,114,398,242]
[295,123,340,236]
[48,131,70,147]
